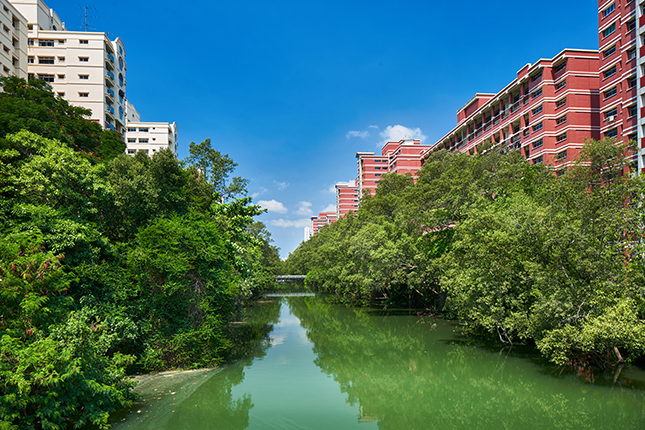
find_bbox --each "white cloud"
[346,130,370,140]
[251,187,268,199]
[368,125,379,129]
[321,204,336,212]
[295,201,313,216]
[379,125,427,146]
[270,218,312,228]
[258,199,288,213]
[274,181,289,191]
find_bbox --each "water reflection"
[112,295,645,429]
[288,296,645,429]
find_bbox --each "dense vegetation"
[0,77,280,429]
[285,138,645,368]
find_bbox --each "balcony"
[106,53,114,63]
[510,102,521,114]
[106,70,115,80]
[106,87,115,97]
[511,133,521,145]
[105,122,114,131]
[106,105,115,114]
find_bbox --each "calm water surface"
[111,295,645,429]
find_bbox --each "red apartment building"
[426,49,600,167]
[335,181,360,218]
[310,211,338,236]
[356,138,433,197]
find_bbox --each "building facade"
[125,120,178,156]
[0,0,27,79]
[427,49,600,168]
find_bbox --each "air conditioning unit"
[607,115,615,122]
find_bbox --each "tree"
[186,138,249,201]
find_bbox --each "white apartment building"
[0,0,27,79]
[10,0,127,135]
[125,120,178,157]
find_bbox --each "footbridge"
[275,275,306,284]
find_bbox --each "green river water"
[110,294,645,429]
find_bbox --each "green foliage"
[287,138,645,366]
[0,127,277,426]
[0,77,125,160]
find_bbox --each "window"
[532,122,543,132]
[532,139,543,149]
[533,156,543,164]
[57,74,65,79]
[556,132,567,143]
[556,114,567,126]
[375,174,381,177]
[375,160,382,163]
[57,92,65,97]
[38,39,54,47]
[38,56,54,64]
[531,71,542,82]
[532,88,542,99]
[375,166,382,170]
[556,150,568,161]
[629,105,637,117]
[628,75,637,88]
[602,23,616,38]
[628,49,636,60]
[556,96,567,108]
[127,127,137,132]
[58,56,65,62]
[602,3,615,18]
[532,105,543,115]
[37,74,54,83]
[604,87,617,99]
[627,19,636,32]
[127,149,136,154]
[79,92,89,97]
[606,128,618,138]
[603,66,616,79]
[58,39,65,44]
[139,128,148,132]
[556,79,566,91]
[79,74,89,80]
[27,39,33,46]
[127,138,136,143]
[79,57,89,62]
[139,138,149,143]
[80,39,89,45]
[605,107,618,120]
[27,56,33,64]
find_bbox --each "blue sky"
[50,0,598,257]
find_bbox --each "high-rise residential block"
[426,49,600,168]
[125,120,178,157]
[335,180,359,219]
[10,0,128,136]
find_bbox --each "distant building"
[125,108,178,157]
[310,211,337,236]
[0,0,27,79]
[304,227,312,241]
[356,138,433,197]
[335,180,359,219]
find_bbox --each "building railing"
[106,53,114,63]
[106,70,115,80]
[106,88,114,97]
[106,105,115,114]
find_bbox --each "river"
[110,294,645,429]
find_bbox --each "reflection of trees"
[112,298,281,429]
[288,296,645,430]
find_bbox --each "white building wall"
[10,0,64,31]
[0,0,27,79]
[125,121,178,156]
